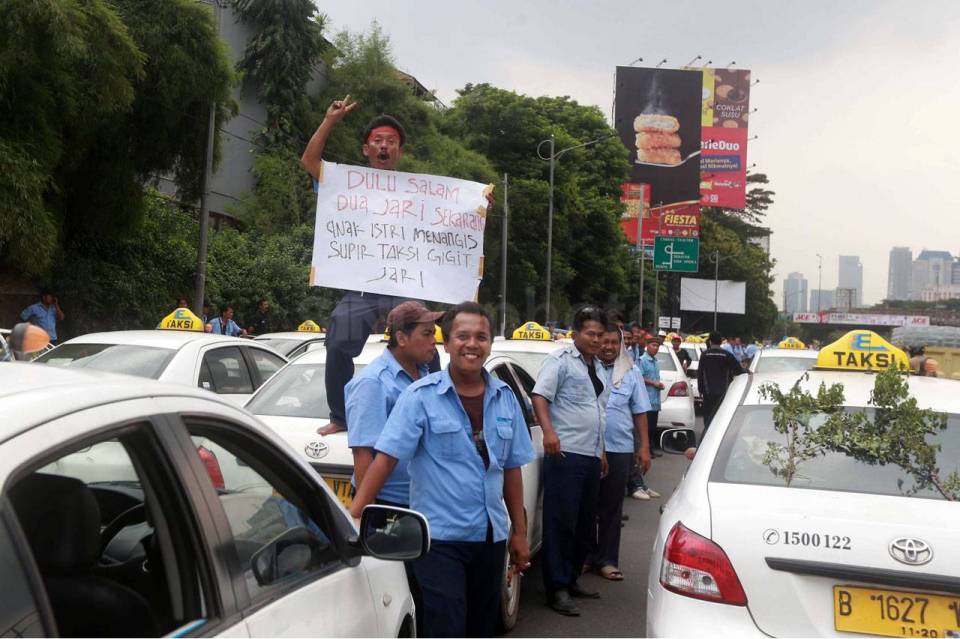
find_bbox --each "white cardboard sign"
[310,163,490,304]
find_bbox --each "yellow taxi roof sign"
[511,321,551,341]
[382,325,444,344]
[778,337,805,349]
[159,308,204,332]
[297,320,323,333]
[815,330,910,372]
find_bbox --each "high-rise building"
[783,272,808,313]
[837,256,863,308]
[911,250,956,301]
[887,247,912,301]
[809,289,835,312]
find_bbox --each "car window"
[185,427,341,600]
[490,363,534,427]
[7,431,209,637]
[247,363,366,418]
[253,338,300,356]
[509,363,540,427]
[711,406,960,500]
[655,350,677,371]
[681,346,700,361]
[201,346,253,394]
[248,347,286,383]
[754,354,818,373]
[34,343,176,379]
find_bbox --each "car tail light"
[197,445,225,490]
[660,522,747,606]
[667,381,689,397]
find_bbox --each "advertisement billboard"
[621,199,700,245]
[615,67,702,208]
[700,68,751,210]
[680,277,746,314]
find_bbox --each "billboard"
[680,277,746,314]
[621,198,700,245]
[700,69,751,209]
[615,67,702,208]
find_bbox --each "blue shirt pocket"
[494,421,513,465]
[428,418,464,458]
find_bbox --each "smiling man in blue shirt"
[350,302,535,638]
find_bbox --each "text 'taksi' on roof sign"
[778,337,805,349]
[511,321,551,341]
[159,308,204,332]
[815,330,910,372]
[297,320,323,333]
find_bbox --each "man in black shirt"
[247,299,270,336]
[697,332,746,429]
[671,335,691,371]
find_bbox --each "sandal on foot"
[598,565,624,581]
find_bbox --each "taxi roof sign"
[815,330,909,372]
[297,320,323,333]
[778,337,806,349]
[159,308,204,332]
[511,321,551,341]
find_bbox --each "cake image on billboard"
[634,114,682,165]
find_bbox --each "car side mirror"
[250,526,324,586]
[660,428,697,454]
[359,505,429,561]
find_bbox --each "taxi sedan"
[749,346,820,373]
[647,339,960,637]
[0,364,426,638]
[34,330,287,404]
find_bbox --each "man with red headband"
[301,96,424,435]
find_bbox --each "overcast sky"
[319,0,960,308]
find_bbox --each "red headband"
[367,126,401,144]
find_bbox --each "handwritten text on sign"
[310,163,489,304]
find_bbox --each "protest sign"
[310,163,491,304]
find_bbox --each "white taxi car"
[33,329,287,405]
[749,346,820,374]
[647,331,960,637]
[246,332,551,630]
[0,364,427,637]
[653,345,696,431]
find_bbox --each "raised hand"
[325,94,357,123]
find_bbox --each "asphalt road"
[509,419,700,637]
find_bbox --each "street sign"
[671,317,681,329]
[654,236,699,272]
[659,316,682,330]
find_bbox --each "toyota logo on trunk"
[305,441,329,460]
[889,538,933,566]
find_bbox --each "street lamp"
[537,132,618,322]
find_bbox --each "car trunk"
[708,483,960,637]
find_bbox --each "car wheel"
[498,536,521,632]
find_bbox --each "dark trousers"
[589,452,632,569]
[324,291,424,426]
[647,410,660,450]
[541,452,601,598]
[413,536,506,638]
[702,393,724,430]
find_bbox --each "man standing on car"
[350,303,534,638]
[698,331,746,429]
[638,335,665,457]
[587,325,650,581]
[20,290,65,344]
[532,306,609,616]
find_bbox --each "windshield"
[754,353,818,373]
[35,343,176,379]
[711,406,960,500]
[247,362,366,418]
[655,350,676,371]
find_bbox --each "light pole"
[707,251,736,331]
[537,132,618,322]
[816,253,823,315]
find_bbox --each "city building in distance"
[783,272,808,313]
[809,289,835,312]
[887,246,912,301]
[837,256,863,309]
[912,249,960,301]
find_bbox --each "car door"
[198,346,257,405]
[171,415,386,637]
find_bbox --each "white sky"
[319,0,960,307]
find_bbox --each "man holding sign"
[301,96,491,434]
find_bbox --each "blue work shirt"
[375,367,535,543]
[345,348,428,505]
[600,365,652,453]
[532,345,608,458]
[20,302,57,341]
[638,352,662,411]
[209,317,242,336]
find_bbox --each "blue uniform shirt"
[345,348,427,505]
[209,317,242,336]
[600,365,652,453]
[532,345,608,458]
[638,352,662,411]
[375,367,535,543]
[20,302,57,341]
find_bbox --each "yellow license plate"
[834,585,960,637]
[323,476,353,508]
